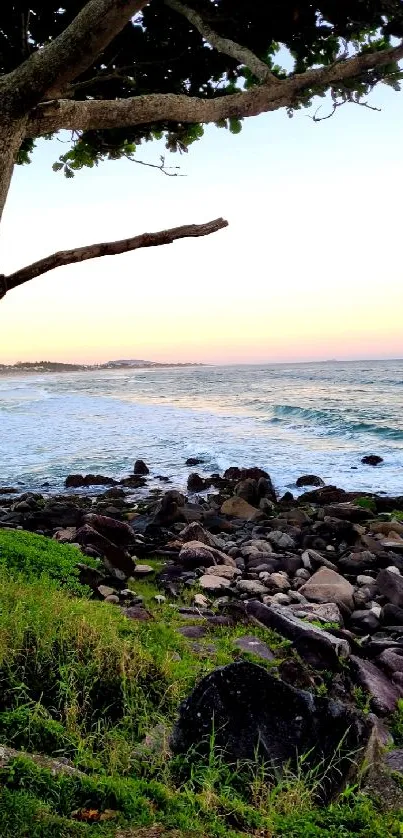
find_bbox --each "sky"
[1,81,403,365]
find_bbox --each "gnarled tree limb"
[164,0,279,85]
[1,217,228,297]
[0,0,148,117]
[26,40,403,137]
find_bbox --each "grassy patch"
[0,529,93,595]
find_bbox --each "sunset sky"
[1,81,403,365]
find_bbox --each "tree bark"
[0,120,26,223]
[26,40,403,137]
[2,218,228,297]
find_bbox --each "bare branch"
[127,154,184,176]
[0,0,148,117]
[1,218,228,296]
[164,0,279,85]
[26,41,403,137]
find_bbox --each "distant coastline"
[0,359,205,374]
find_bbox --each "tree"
[1,0,403,300]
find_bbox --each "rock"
[53,526,77,543]
[74,524,135,578]
[104,594,120,604]
[245,600,350,669]
[324,503,374,523]
[185,457,204,466]
[123,605,153,622]
[350,656,402,714]
[377,649,403,678]
[234,478,259,506]
[180,521,217,547]
[134,459,149,475]
[299,567,355,612]
[133,564,154,576]
[97,585,116,599]
[349,610,380,635]
[171,661,375,801]
[194,593,209,608]
[220,496,262,521]
[187,473,209,493]
[233,635,276,661]
[298,485,348,505]
[223,466,270,482]
[82,514,134,546]
[0,745,83,777]
[179,540,235,569]
[199,575,232,594]
[178,624,209,639]
[287,602,343,627]
[0,487,18,494]
[65,474,117,488]
[264,572,290,592]
[237,580,269,596]
[370,520,403,537]
[377,568,403,608]
[266,530,295,550]
[204,564,238,580]
[382,603,403,626]
[296,475,325,488]
[362,455,383,466]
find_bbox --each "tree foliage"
[2,1,403,173]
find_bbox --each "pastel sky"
[1,81,403,365]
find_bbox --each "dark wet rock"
[350,656,402,714]
[103,487,126,499]
[74,524,135,578]
[382,603,403,626]
[65,474,117,488]
[77,563,105,590]
[298,485,349,505]
[134,459,149,475]
[180,521,217,547]
[338,551,378,574]
[187,473,210,493]
[223,466,271,483]
[0,487,18,494]
[82,513,135,547]
[296,475,325,488]
[245,600,350,670]
[177,625,209,639]
[376,649,403,678]
[377,569,403,609]
[185,457,205,466]
[362,455,383,466]
[171,661,376,801]
[179,540,235,569]
[323,503,374,523]
[233,635,276,662]
[220,496,263,521]
[349,610,380,635]
[122,605,153,621]
[119,475,147,488]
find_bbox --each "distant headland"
[0,359,205,373]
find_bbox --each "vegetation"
[1,2,403,295]
[0,529,401,836]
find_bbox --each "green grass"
[0,530,401,837]
[0,529,93,595]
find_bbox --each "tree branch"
[0,0,148,118]
[26,41,403,137]
[164,0,279,85]
[0,218,228,297]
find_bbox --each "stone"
[199,574,232,594]
[370,521,403,537]
[349,610,379,634]
[204,564,238,580]
[287,602,343,627]
[357,575,376,587]
[82,514,135,546]
[178,625,208,639]
[265,572,290,592]
[104,594,120,604]
[187,473,209,493]
[233,635,276,661]
[133,564,154,576]
[97,585,116,599]
[246,600,350,670]
[171,661,376,801]
[362,455,383,466]
[179,540,235,569]
[298,485,348,505]
[53,526,77,543]
[123,605,153,622]
[299,567,354,612]
[194,593,209,608]
[74,524,135,578]
[266,531,295,550]
[377,649,403,678]
[185,457,204,466]
[296,475,325,488]
[382,603,403,626]
[65,473,117,488]
[236,579,269,596]
[235,478,259,506]
[180,521,217,547]
[377,568,403,608]
[134,459,149,475]
[350,656,402,714]
[220,496,263,521]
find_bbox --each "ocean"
[1,359,403,497]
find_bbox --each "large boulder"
[179,540,235,569]
[350,656,402,715]
[221,496,263,521]
[171,661,376,801]
[362,455,383,466]
[299,567,355,612]
[82,513,135,546]
[74,524,135,579]
[133,459,149,475]
[377,568,403,609]
[296,475,325,488]
[245,600,350,670]
[65,474,117,488]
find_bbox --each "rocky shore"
[2,461,403,798]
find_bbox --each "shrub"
[0,529,91,595]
